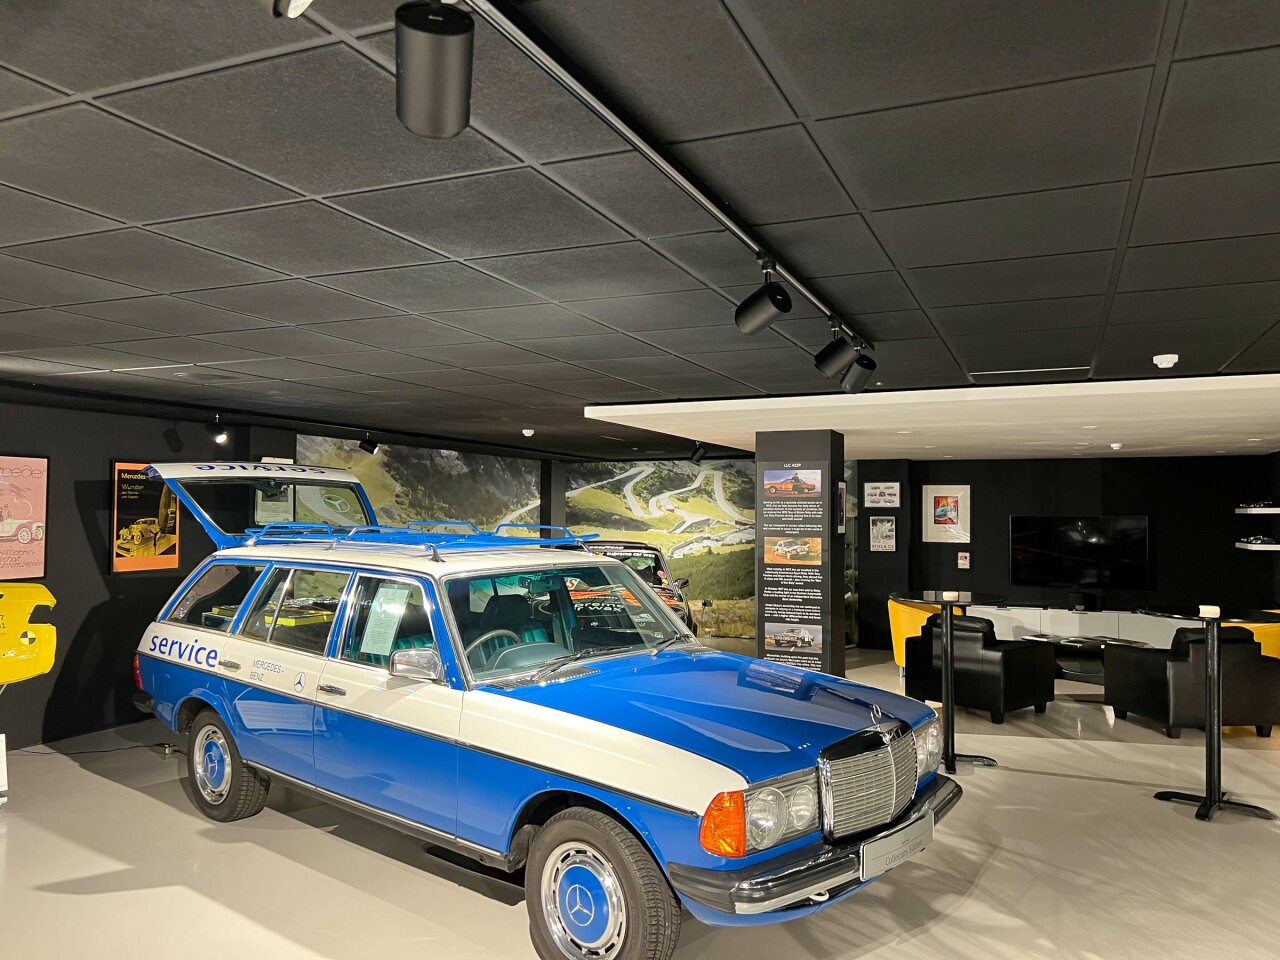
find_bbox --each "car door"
[312,573,462,837]
[220,564,352,785]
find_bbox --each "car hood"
[487,648,933,785]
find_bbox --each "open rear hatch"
[145,462,377,548]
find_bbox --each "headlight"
[746,788,786,849]
[915,716,942,778]
[745,770,820,852]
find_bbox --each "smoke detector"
[1110,442,1123,451]
[1153,353,1179,369]
[521,428,535,438]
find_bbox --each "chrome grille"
[821,726,917,838]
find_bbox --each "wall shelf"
[1236,542,1280,551]
[1235,507,1280,515]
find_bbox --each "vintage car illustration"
[132,462,957,960]
[584,539,696,631]
[773,537,813,559]
[767,627,815,649]
[0,516,44,544]
[763,473,817,495]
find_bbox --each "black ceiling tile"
[104,47,515,195]
[871,371,971,391]
[0,307,154,344]
[685,345,811,373]
[380,368,512,389]
[13,344,179,370]
[818,71,1149,209]
[0,354,100,377]
[671,126,853,224]
[202,356,360,381]
[0,298,28,312]
[547,379,673,402]
[63,295,277,334]
[415,341,550,368]
[1103,314,1276,349]
[1175,0,1280,59]
[0,0,322,90]
[870,183,1126,268]
[970,368,1091,386]
[1226,325,1280,372]
[309,0,394,30]
[1095,340,1245,379]
[299,315,483,349]
[0,105,293,221]
[649,232,762,286]
[316,262,542,312]
[1118,234,1280,291]
[198,326,374,357]
[634,373,761,398]
[522,0,793,141]
[867,356,963,379]
[566,289,732,331]
[577,355,709,379]
[0,67,60,111]
[907,251,1115,306]
[219,378,362,400]
[637,324,786,354]
[0,329,73,352]
[931,297,1105,336]
[180,279,405,325]
[514,333,666,362]
[111,363,267,385]
[473,361,601,382]
[310,351,449,375]
[334,168,626,259]
[1149,47,1280,174]
[548,152,717,239]
[868,338,954,363]
[1110,281,1280,323]
[477,243,700,300]
[735,369,843,395]
[154,202,439,276]
[289,373,421,395]
[1130,163,1280,246]
[445,383,585,408]
[726,0,1163,116]
[812,271,918,313]
[0,252,147,305]
[8,229,282,292]
[948,327,1099,369]
[757,215,891,277]
[0,184,119,246]
[427,304,610,340]
[776,310,936,347]
[106,337,272,365]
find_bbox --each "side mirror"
[674,577,691,590]
[389,647,445,683]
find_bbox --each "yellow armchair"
[1244,610,1280,660]
[887,598,941,670]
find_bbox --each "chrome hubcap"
[193,725,231,805]
[541,841,626,960]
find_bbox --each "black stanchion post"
[941,603,957,774]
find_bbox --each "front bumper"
[667,773,961,917]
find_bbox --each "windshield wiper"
[651,633,697,653]
[529,645,617,683]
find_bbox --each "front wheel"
[526,808,680,960]
[186,709,270,822]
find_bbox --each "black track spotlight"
[840,352,878,395]
[273,0,315,17]
[691,442,708,466]
[814,336,862,379]
[205,414,230,447]
[734,257,791,334]
[396,1,475,139]
[358,434,380,456]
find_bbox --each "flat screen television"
[1009,515,1150,589]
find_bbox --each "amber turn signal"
[699,790,746,857]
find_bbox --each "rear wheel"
[186,709,270,822]
[526,807,680,960]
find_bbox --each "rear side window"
[240,567,350,654]
[167,564,265,632]
[341,577,434,667]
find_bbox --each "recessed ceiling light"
[1216,450,1227,454]
[896,430,912,434]
[1075,442,1090,446]
[1247,438,1263,442]
[522,428,535,438]
[923,445,937,449]
[1082,425,1098,430]
[1153,353,1179,369]
[1110,442,1123,450]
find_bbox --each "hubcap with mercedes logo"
[541,841,626,959]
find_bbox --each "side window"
[240,567,351,655]
[341,578,434,667]
[167,564,265,633]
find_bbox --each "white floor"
[3,652,1279,960]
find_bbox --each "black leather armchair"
[1104,627,1280,738]
[905,614,1056,723]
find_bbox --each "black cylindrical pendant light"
[840,353,878,394]
[734,281,791,335]
[814,337,861,379]
[396,1,475,139]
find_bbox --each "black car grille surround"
[819,723,917,840]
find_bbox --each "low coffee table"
[1020,634,1151,685]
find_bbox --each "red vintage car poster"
[0,455,48,580]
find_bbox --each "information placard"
[112,461,179,573]
[757,462,828,672]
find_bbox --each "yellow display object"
[1242,610,1280,660]
[887,598,941,669]
[0,582,57,684]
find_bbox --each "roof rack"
[241,520,598,559]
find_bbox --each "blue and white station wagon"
[134,462,960,960]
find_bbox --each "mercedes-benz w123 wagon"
[133,462,960,960]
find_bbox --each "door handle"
[317,683,347,696]
[219,660,241,671]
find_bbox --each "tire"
[16,525,31,544]
[186,709,270,823]
[526,807,680,960]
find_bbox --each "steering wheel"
[464,628,523,668]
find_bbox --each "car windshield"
[444,562,691,683]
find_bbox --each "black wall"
[0,402,293,749]
[856,454,1279,647]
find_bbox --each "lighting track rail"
[464,0,871,351]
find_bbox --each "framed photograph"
[863,481,900,508]
[869,516,896,552]
[112,461,180,573]
[0,455,48,579]
[837,481,847,534]
[922,484,971,543]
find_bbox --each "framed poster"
[0,455,48,579]
[869,515,896,552]
[922,484,971,543]
[864,481,900,508]
[112,461,180,572]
